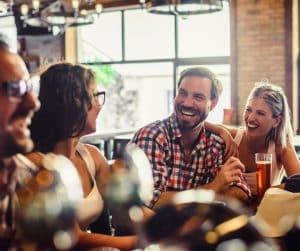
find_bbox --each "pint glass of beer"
[255,153,272,199]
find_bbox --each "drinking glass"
[255,153,272,200]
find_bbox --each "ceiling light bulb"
[80,9,87,15]
[20,4,29,16]
[72,0,80,10]
[32,0,40,10]
[95,3,103,14]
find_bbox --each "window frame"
[79,10,230,99]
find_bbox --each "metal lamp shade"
[146,0,225,15]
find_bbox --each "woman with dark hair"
[29,62,138,250]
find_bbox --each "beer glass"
[255,153,272,200]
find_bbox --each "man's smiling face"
[175,76,216,131]
[0,49,40,157]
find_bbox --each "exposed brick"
[233,0,289,123]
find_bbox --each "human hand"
[214,157,245,190]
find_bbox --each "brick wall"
[232,0,292,124]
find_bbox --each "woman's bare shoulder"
[83,144,105,158]
[83,143,109,171]
[276,140,300,175]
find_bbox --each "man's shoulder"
[134,119,170,139]
[8,154,40,187]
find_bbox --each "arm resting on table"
[152,184,250,211]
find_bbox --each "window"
[124,9,175,60]
[77,12,122,62]
[92,63,173,131]
[177,5,230,57]
[77,3,230,132]
[0,16,17,52]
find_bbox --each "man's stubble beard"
[177,112,208,132]
[0,132,34,158]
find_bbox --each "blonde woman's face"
[243,97,281,138]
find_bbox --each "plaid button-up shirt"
[0,154,39,249]
[131,113,250,208]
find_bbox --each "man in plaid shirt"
[131,67,251,209]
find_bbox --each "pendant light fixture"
[140,0,227,16]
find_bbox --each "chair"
[112,138,131,160]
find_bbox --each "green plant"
[88,64,119,88]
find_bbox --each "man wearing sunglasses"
[0,35,40,157]
[0,33,40,249]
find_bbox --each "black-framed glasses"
[93,91,106,106]
[0,79,33,99]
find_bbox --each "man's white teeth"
[181,110,195,116]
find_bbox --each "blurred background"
[1,0,299,158]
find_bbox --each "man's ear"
[210,97,219,111]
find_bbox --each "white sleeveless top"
[234,129,286,188]
[76,143,104,230]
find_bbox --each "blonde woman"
[207,82,300,195]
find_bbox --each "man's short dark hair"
[177,67,223,100]
[0,33,10,50]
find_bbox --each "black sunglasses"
[0,79,33,99]
[93,91,106,106]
